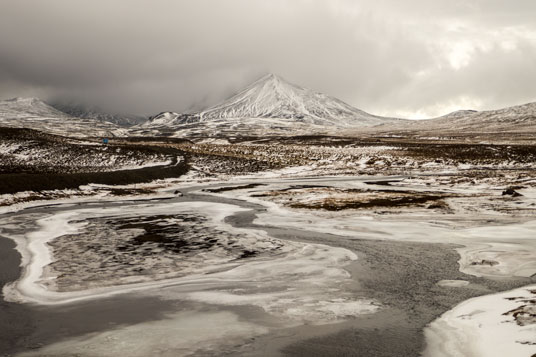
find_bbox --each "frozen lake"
[1,175,535,356]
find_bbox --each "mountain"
[48,100,147,127]
[0,97,67,118]
[196,74,392,126]
[373,101,536,136]
[437,109,478,120]
[146,111,181,126]
[431,102,536,131]
[135,74,400,137]
[0,97,127,137]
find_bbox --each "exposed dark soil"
[2,130,522,198]
[190,152,281,175]
[250,185,330,197]
[253,187,458,211]
[0,128,191,194]
[0,127,177,175]
[114,214,220,254]
[116,136,193,144]
[203,183,266,193]
[398,142,536,163]
[0,159,189,194]
[289,194,448,211]
[172,135,536,181]
[203,133,536,148]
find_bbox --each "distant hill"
[48,100,147,127]
[0,97,127,137]
[372,102,536,136]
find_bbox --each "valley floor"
[1,134,535,356]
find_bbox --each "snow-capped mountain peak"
[138,73,399,137]
[196,73,388,126]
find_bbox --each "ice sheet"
[2,200,377,325]
[17,310,269,357]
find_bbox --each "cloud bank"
[1,0,535,118]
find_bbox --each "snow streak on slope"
[197,74,392,126]
[136,74,400,137]
[433,102,536,131]
[0,97,127,137]
[145,111,182,127]
[0,97,75,120]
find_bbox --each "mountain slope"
[0,97,127,137]
[49,100,147,127]
[136,74,400,137]
[197,74,391,126]
[432,102,536,130]
[373,101,536,136]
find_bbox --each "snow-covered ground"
[424,284,536,357]
[0,139,173,174]
[175,140,536,183]
[0,97,127,138]
[2,137,535,356]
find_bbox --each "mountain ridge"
[0,97,127,137]
[372,100,536,135]
[48,100,147,127]
[138,74,401,135]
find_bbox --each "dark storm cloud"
[0,0,535,117]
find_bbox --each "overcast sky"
[1,0,535,118]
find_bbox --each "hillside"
[0,97,127,137]
[49,100,147,127]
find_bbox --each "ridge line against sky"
[1,0,535,119]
